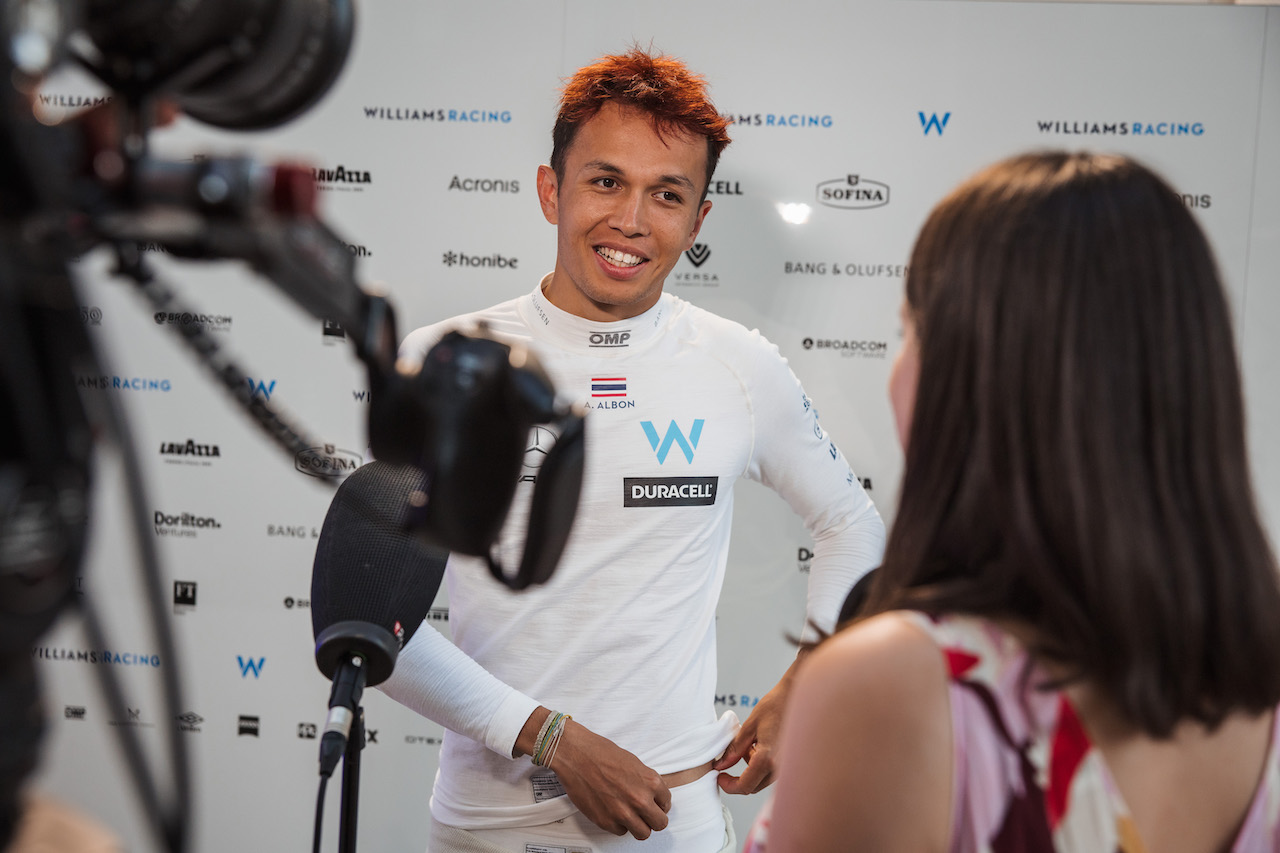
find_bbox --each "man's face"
[537,102,712,322]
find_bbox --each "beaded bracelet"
[532,711,571,767]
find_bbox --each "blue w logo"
[238,656,265,678]
[919,111,950,135]
[641,420,704,464]
[246,378,276,400]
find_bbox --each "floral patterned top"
[743,612,1280,853]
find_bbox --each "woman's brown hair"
[870,151,1280,736]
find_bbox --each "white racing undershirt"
[380,276,884,830]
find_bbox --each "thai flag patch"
[591,377,627,398]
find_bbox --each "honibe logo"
[642,420,704,464]
[238,656,265,679]
[919,112,950,136]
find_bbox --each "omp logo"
[641,420,704,464]
[238,656,265,678]
[685,244,711,268]
[919,111,950,135]
[588,330,631,348]
[246,378,275,400]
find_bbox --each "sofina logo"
[295,445,363,479]
[817,175,889,210]
[641,420,704,464]
[238,656,265,678]
[919,111,950,135]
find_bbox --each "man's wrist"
[513,706,551,758]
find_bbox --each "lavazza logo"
[295,444,363,479]
[160,438,221,466]
[311,164,372,191]
[803,337,889,359]
[154,510,222,537]
[442,250,518,270]
[154,311,232,332]
[817,175,889,210]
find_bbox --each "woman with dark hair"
[744,152,1280,852]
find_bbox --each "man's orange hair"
[551,47,732,200]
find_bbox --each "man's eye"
[659,191,682,203]
[597,177,617,188]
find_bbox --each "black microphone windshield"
[311,461,447,683]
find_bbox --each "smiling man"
[382,48,885,853]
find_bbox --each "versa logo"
[246,379,276,400]
[919,111,950,135]
[238,656,265,678]
[685,244,711,268]
[642,420,704,464]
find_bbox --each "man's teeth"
[597,247,642,267]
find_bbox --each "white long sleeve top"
[380,277,885,829]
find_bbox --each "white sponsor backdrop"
[25,2,1280,851]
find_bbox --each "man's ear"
[684,199,713,250]
[536,164,559,225]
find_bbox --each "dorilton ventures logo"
[448,175,520,193]
[919,112,950,135]
[721,111,833,129]
[238,715,260,737]
[783,260,908,278]
[442,251,518,269]
[154,511,221,538]
[344,242,372,257]
[177,712,203,732]
[311,165,372,190]
[624,477,719,507]
[76,375,171,392]
[817,175,889,210]
[154,312,232,332]
[362,106,512,123]
[802,337,889,358]
[79,306,102,325]
[283,597,311,609]
[160,438,221,466]
[295,444,363,480]
[1036,119,1204,137]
